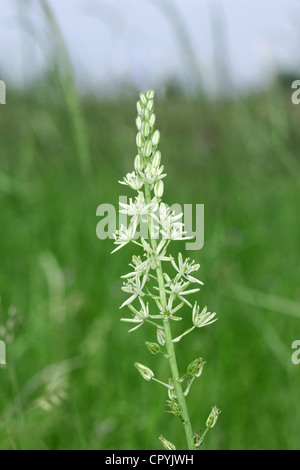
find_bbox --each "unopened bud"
[137,101,143,116]
[152,150,161,167]
[143,140,152,157]
[152,130,160,146]
[154,180,164,198]
[144,108,150,121]
[134,154,143,172]
[149,113,156,128]
[141,121,150,137]
[136,132,144,148]
[134,362,154,381]
[147,99,154,111]
[139,92,147,106]
[136,115,142,130]
[146,89,155,100]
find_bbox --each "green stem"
[144,184,195,450]
[173,326,196,343]
[152,377,174,389]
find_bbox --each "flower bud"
[134,362,154,381]
[147,99,154,111]
[143,140,152,157]
[137,101,143,116]
[152,130,160,146]
[146,89,155,100]
[154,180,164,198]
[145,341,160,355]
[152,150,161,167]
[136,132,144,148]
[139,92,147,106]
[143,108,150,121]
[141,121,150,137]
[149,113,156,128]
[159,435,176,450]
[136,115,142,130]
[134,154,143,172]
[206,406,221,429]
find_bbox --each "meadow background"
[0,0,300,450]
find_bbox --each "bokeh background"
[0,0,300,450]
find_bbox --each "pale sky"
[1,0,300,95]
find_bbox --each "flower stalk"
[112,90,220,450]
[144,183,195,449]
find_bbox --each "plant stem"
[144,184,195,450]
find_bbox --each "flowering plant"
[112,90,220,450]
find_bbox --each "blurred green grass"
[0,79,299,450]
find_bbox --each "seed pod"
[166,399,182,417]
[187,357,205,378]
[154,180,164,198]
[145,341,160,354]
[159,435,176,451]
[206,406,221,428]
[152,130,160,146]
[157,328,165,346]
[134,362,154,381]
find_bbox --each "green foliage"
[0,82,299,449]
